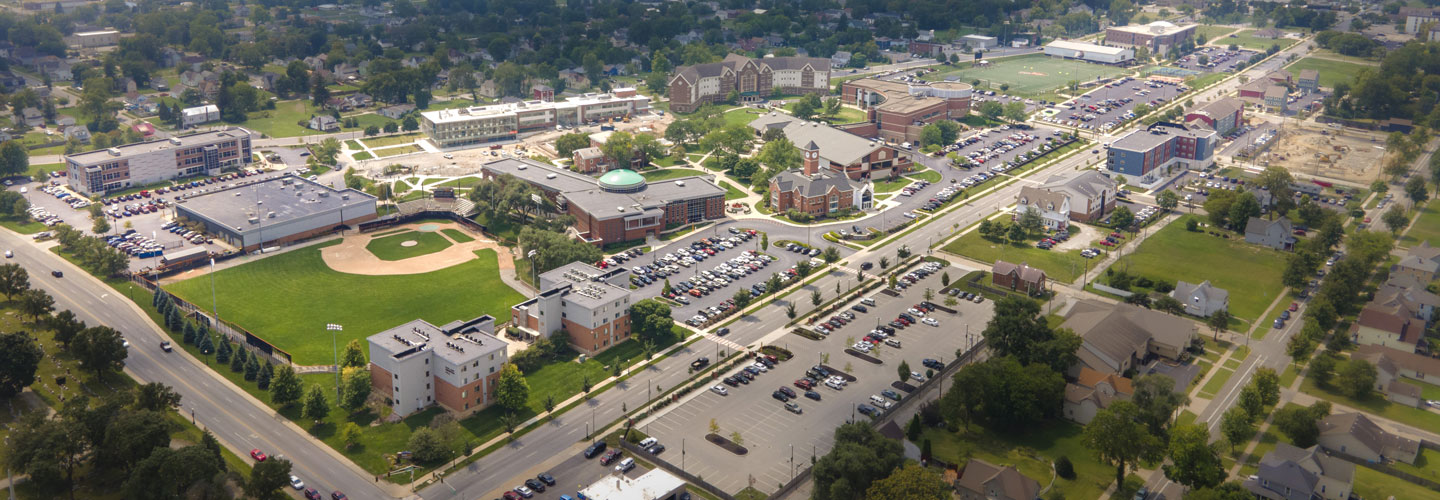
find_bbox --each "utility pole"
[328,324,343,395]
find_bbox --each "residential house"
[1355,344,1440,389]
[1252,28,1283,39]
[830,51,852,68]
[558,68,589,88]
[333,63,360,82]
[477,80,500,99]
[0,71,25,91]
[378,104,415,120]
[1170,280,1230,317]
[1316,412,1419,464]
[303,55,328,71]
[55,116,76,128]
[1391,241,1440,282]
[1013,170,1117,230]
[991,260,1048,295]
[308,115,340,132]
[1184,98,1245,136]
[19,107,43,128]
[1264,86,1288,112]
[1063,367,1133,424]
[531,83,554,102]
[344,93,373,108]
[1298,69,1320,93]
[1244,216,1296,251]
[954,459,1041,500]
[1014,185,1069,230]
[572,147,608,173]
[1350,303,1420,353]
[1373,273,1439,324]
[181,104,221,128]
[62,125,90,142]
[768,141,871,217]
[32,56,71,81]
[1061,299,1199,376]
[1243,443,1354,500]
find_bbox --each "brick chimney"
[802,140,820,177]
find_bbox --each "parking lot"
[1176,47,1260,73]
[1041,77,1187,134]
[1167,170,1354,217]
[945,125,1071,188]
[635,261,990,494]
[1219,121,1279,157]
[625,227,818,325]
[490,445,700,500]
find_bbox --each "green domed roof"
[598,169,646,191]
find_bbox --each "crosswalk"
[700,332,747,352]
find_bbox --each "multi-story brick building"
[480,158,726,246]
[367,316,508,417]
[65,127,254,196]
[511,262,634,354]
[420,89,649,149]
[1105,21,1197,53]
[668,54,831,113]
[838,79,973,143]
[769,140,870,217]
[571,147,607,173]
[1107,122,1216,188]
[748,112,910,182]
[1183,98,1244,136]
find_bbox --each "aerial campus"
[5,1,1440,500]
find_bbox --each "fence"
[1091,282,1135,297]
[134,274,295,364]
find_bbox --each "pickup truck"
[690,357,710,369]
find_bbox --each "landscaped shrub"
[1055,455,1076,479]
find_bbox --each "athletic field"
[931,54,1132,96]
[165,241,525,364]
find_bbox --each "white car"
[922,317,940,327]
[752,362,768,372]
[289,475,304,490]
[911,371,926,382]
[442,153,454,159]
[710,385,728,396]
[907,308,925,317]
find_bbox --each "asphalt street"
[0,230,393,499]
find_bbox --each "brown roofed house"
[1349,304,1419,353]
[1061,299,1198,376]
[1064,367,1134,424]
[955,459,1041,500]
[992,260,1047,295]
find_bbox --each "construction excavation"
[1259,123,1386,185]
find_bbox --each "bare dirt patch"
[1262,125,1385,185]
[321,221,515,276]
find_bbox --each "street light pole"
[327,324,343,395]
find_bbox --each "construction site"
[1257,122,1386,185]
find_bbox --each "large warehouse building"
[1043,40,1135,65]
[838,78,973,143]
[480,158,726,246]
[420,89,650,149]
[65,127,254,196]
[1105,21,1197,53]
[175,175,378,251]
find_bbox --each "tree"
[19,288,55,322]
[1220,407,1256,452]
[1164,423,1226,489]
[402,116,419,131]
[979,100,1004,120]
[339,422,363,450]
[310,74,330,106]
[1229,192,1262,232]
[134,382,182,412]
[1132,374,1188,438]
[1003,101,1028,122]
[1187,482,1254,500]
[1382,205,1409,234]
[339,367,372,412]
[1311,352,1340,388]
[1110,205,1134,229]
[49,310,84,348]
[244,355,260,381]
[493,363,529,412]
[1157,189,1179,211]
[1254,367,1281,408]
[920,121,960,147]
[1083,400,1162,487]
[1273,401,1331,448]
[409,426,451,463]
[1207,309,1232,340]
[1239,383,1265,421]
[302,385,329,423]
[339,339,367,368]
[72,326,127,378]
[897,361,911,383]
[863,463,949,500]
[1018,207,1044,236]
[0,141,31,177]
[1406,176,1429,204]
[631,298,677,344]
[1007,223,1027,244]
[792,93,820,120]
[245,458,293,500]
[822,246,841,263]
[811,422,905,500]
[786,303,797,319]
[733,289,753,309]
[0,263,29,301]
[92,216,110,235]
[0,331,42,398]
[811,289,823,306]
[1336,359,1377,399]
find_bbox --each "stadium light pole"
[328,323,344,395]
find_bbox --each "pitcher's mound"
[400,240,419,247]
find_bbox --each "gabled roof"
[1318,412,1420,461]
[747,113,885,166]
[1062,299,1197,374]
[1040,169,1115,202]
[1245,216,1293,239]
[1298,68,1319,81]
[1066,367,1134,405]
[992,260,1046,284]
[1173,280,1229,306]
[672,55,829,86]
[1193,98,1243,120]
[1017,185,1068,213]
[955,459,1040,500]
[1355,344,1440,380]
[770,169,855,197]
[1354,304,1415,344]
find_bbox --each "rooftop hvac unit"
[247,216,259,224]
[546,173,557,179]
[341,194,349,200]
[107,148,122,156]
[517,164,528,170]
[318,191,329,197]
[616,206,625,212]
[169,137,182,145]
[675,180,685,186]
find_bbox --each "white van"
[870,394,888,406]
[638,437,657,449]
[861,297,876,306]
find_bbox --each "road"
[0,231,395,499]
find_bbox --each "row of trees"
[53,225,130,276]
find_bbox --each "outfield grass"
[375,144,422,157]
[165,243,524,364]
[922,421,1115,500]
[441,228,474,243]
[942,228,1089,283]
[929,54,1131,96]
[1099,216,1286,324]
[1399,199,1440,248]
[641,168,707,181]
[1283,57,1372,89]
[362,133,424,149]
[365,230,453,261]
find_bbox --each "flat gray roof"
[1111,123,1215,152]
[539,262,630,309]
[482,158,597,193]
[177,175,376,233]
[370,318,503,365]
[563,176,726,220]
[68,127,252,165]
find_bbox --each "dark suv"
[583,441,607,459]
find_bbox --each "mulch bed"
[705,433,748,455]
[845,349,883,364]
[891,381,917,393]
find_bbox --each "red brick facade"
[563,316,632,354]
[370,363,394,401]
[570,196,724,246]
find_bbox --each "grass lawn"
[930,54,1130,96]
[907,168,942,183]
[1100,215,1286,324]
[722,107,764,128]
[1354,466,1440,499]
[362,133,424,149]
[1387,447,1440,483]
[375,144,422,157]
[872,176,914,194]
[780,102,868,124]
[344,140,362,150]
[1188,72,1230,90]
[0,216,46,234]
[441,228,474,242]
[1197,25,1241,43]
[243,100,325,138]
[435,176,484,189]
[1199,367,1236,399]
[1399,199,1440,248]
[365,230,454,261]
[1298,377,1439,433]
[942,229,1089,283]
[1283,57,1372,89]
[165,242,524,364]
[922,421,1115,500]
[1241,430,1281,466]
[352,152,374,161]
[27,162,65,178]
[641,168,706,181]
[347,113,398,131]
[718,181,748,200]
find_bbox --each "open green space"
[441,228,474,242]
[362,133,424,149]
[1242,431,1281,466]
[375,144,422,157]
[942,224,1089,283]
[722,107,764,128]
[1198,367,1236,399]
[348,113,399,131]
[1354,465,1438,500]
[1098,216,1286,324]
[930,54,1131,96]
[1220,30,1298,52]
[781,101,868,124]
[243,99,326,138]
[1188,72,1230,91]
[922,421,1115,500]
[872,176,914,194]
[907,167,942,184]
[351,152,374,161]
[344,140,362,150]
[435,176,484,189]
[165,242,524,364]
[1197,25,1241,43]
[640,168,706,181]
[1399,200,1440,248]
[1283,57,1371,89]
[718,180,748,200]
[365,230,454,261]
[1299,376,1439,434]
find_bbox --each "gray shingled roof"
[1173,280,1229,306]
[747,113,884,166]
[771,169,854,197]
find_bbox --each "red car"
[600,449,622,465]
[250,449,267,462]
[303,489,321,500]
[794,379,813,390]
[1289,302,1298,312]
[330,492,347,500]
[503,493,521,500]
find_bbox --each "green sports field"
[165,242,524,364]
[365,230,453,261]
[931,54,1131,96]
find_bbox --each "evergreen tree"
[244,355,260,381]
[257,361,273,390]
[182,321,196,345]
[229,347,246,372]
[197,331,214,355]
[215,339,231,363]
